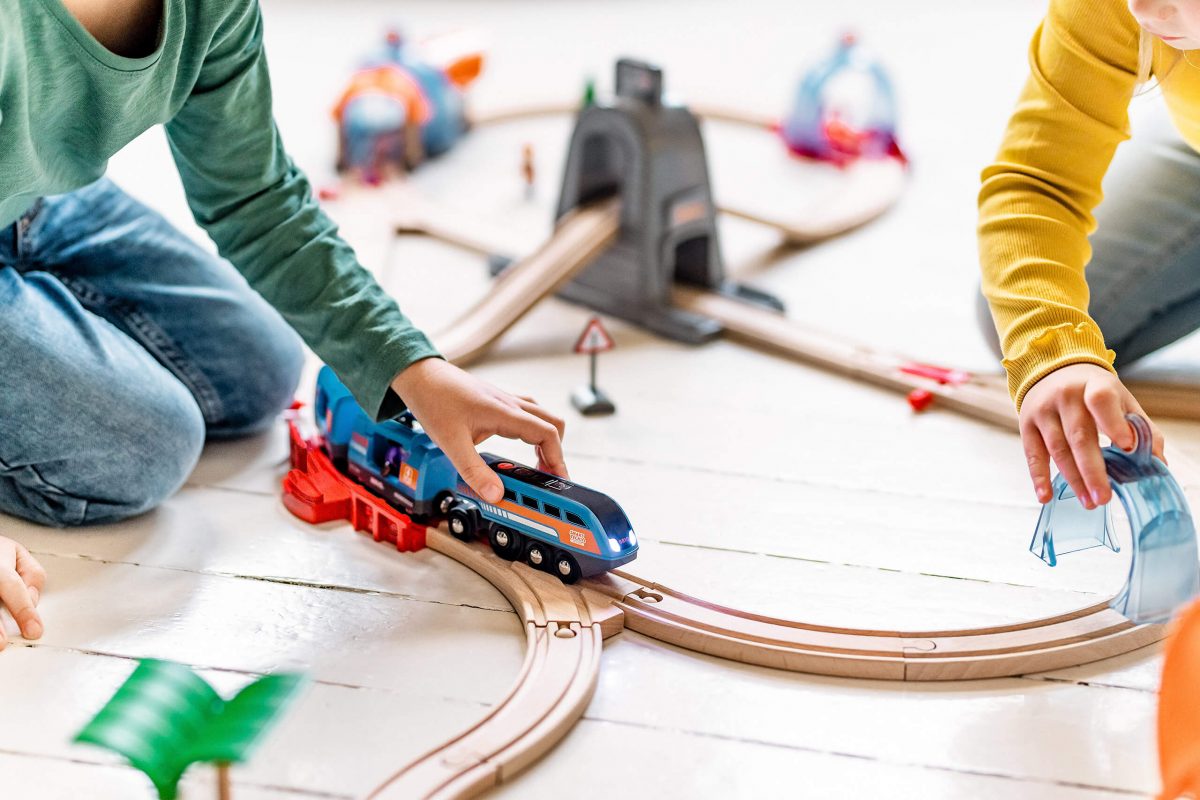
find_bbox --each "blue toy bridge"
[1030,415,1200,624]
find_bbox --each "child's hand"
[0,537,45,649]
[1020,363,1163,509]
[391,358,568,504]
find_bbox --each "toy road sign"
[574,317,615,355]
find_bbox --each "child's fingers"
[1040,417,1092,509]
[1061,403,1111,507]
[1084,384,1134,450]
[0,570,42,641]
[441,435,504,504]
[517,397,566,440]
[1128,402,1168,462]
[14,543,45,596]
[1020,419,1053,503]
[497,412,568,479]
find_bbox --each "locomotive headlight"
[628,529,637,547]
[607,537,622,554]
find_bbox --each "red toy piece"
[906,388,935,412]
[283,419,428,552]
[899,361,972,386]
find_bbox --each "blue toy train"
[314,366,639,583]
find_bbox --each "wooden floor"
[7,0,1200,797]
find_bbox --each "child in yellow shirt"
[978,0,1200,510]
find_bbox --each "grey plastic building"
[553,59,782,343]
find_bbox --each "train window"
[520,495,540,510]
[566,511,586,526]
[543,503,562,519]
[503,488,517,502]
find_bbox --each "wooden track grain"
[368,527,621,799]
[361,102,1192,799]
[434,199,620,366]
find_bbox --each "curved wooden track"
[470,101,908,246]
[369,528,621,799]
[368,518,1173,797]
[352,102,1197,799]
[583,571,1165,682]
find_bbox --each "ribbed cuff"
[1003,322,1117,411]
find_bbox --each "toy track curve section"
[368,528,622,800]
[434,198,620,366]
[470,102,906,245]
[581,570,1164,681]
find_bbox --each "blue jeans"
[0,178,304,527]
[978,103,1200,367]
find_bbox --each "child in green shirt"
[0,0,568,647]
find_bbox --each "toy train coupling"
[1029,414,1200,624]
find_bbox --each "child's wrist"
[389,356,443,401]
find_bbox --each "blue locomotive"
[314,366,638,582]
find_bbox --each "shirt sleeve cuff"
[1004,321,1117,411]
[334,329,442,422]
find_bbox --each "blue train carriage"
[314,366,367,467]
[345,410,460,520]
[447,454,639,583]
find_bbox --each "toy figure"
[521,143,536,198]
[780,33,905,166]
[333,29,484,182]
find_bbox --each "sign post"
[571,316,616,416]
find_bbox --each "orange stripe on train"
[495,499,601,555]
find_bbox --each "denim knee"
[207,324,305,439]
[82,385,207,525]
[0,377,205,528]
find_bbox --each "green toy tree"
[75,659,306,800]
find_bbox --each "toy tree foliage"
[75,659,306,799]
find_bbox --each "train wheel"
[489,526,523,560]
[523,540,553,571]
[553,551,581,584]
[448,507,475,541]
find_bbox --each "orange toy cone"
[1160,598,1200,798]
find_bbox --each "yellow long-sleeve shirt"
[979,0,1196,408]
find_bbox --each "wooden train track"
[469,101,908,246]
[366,517,1174,797]
[434,199,620,365]
[333,103,1200,798]
[369,528,620,799]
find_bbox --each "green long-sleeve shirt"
[0,0,439,419]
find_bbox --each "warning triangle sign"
[573,316,615,354]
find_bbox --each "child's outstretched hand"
[391,358,568,504]
[0,536,45,650]
[1020,363,1164,509]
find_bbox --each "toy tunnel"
[554,59,781,343]
[1030,415,1200,624]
